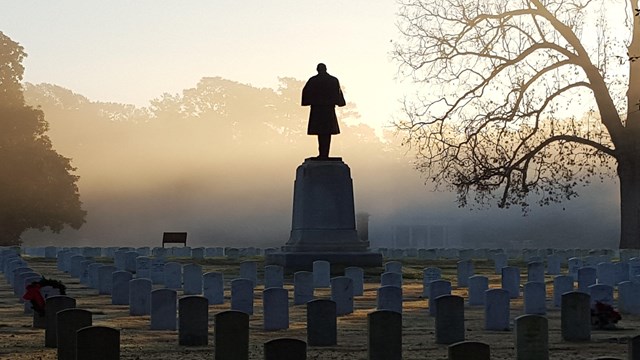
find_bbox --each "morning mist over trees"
[0,1,632,249]
[16,77,619,250]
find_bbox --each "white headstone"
[344,267,364,296]
[577,267,597,293]
[501,266,520,299]
[380,272,402,288]
[330,276,354,316]
[203,272,224,305]
[313,260,331,288]
[150,288,177,330]
[264,265,284,289]
[553,275,574,308]
[135,256,152,279]
[588,283,614,307]
[493,253,508,275]
[231,278,254,315]
[163,262,182,290]
[377,285,402,313]
[87,263,103,289]
[523,281,546,315]
[239,261,258,288]
[515,314,548,360]
[183,263,203,295]
[98,265,117,295]
[294,271,314,305]
[567,257,583,280]
[263,287,289,330]
[429,280,452,316]
[526,262,545,283]
[129,278,152,316]
[485,288,510,331]
[596,262,617,287]
[546,255,561,275]
[111,271,132,305]
[124,251,139,273]
[456,260,474,287]
[618,281,640,315]
[468,275,488,306]
[422,267,442,298]
[384,261,402,274]
[150,257,165,284]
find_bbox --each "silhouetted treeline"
[20,78,620,249]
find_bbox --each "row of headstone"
[22,245,639,265]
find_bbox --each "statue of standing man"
[302,63,346,159]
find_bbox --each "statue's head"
[316,63,327,73]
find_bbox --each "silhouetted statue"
[302,63,346,159]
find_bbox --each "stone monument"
[266,157,382,269]
[266,63,382,270]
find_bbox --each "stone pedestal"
[266,158,382,270]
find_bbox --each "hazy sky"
[1,1,404,131]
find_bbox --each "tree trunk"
[618,146,640,249]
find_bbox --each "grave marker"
[515,314,548,360]
[523,282,546,315]
[447,341,491,360]
[429,280,452,316]
[264,338,307,360]
[264,265,284,289]
[456,260,474,287]
[44,295,76,348]
[577,267,597,293]
[263,287,289,330]
[111,271,133,305]
[178,296,208,346]
[203,271,224,305]
[368,310,402,360]
[345,266,364,296]
[76,326,120,360]
[561,291,591,341]
[468,275,488,306]
[313,260,331,288]
[527,262,545,283]
[294,271,314,305]
[98,265,117,295]
[380,272,402,288]
[435,295,465,344]
[135,256,151,279]
[183,263,203,295]
[331,276,354,316]
[163,262,182,290]
[377,285,402,313]
[214,311,249,360]
[384,261,402,274]
[588,283,614,307]
[493,253,508,274]
[231,278,254,315]
[553,275,574,308]
[502,266,521,298]
[240,260,258,288]
[485,288,510,331]
[129,278,152,316]
[422,267,443,298]
[56,308,92,360]
[150,288,177,330]
[307,299,337,346]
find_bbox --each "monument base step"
[265,251,383,271]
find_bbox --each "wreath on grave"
[21,277,67,316]
[591,301,621,329]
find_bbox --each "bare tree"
[393,0,640,248]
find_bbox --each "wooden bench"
[162,232,187,248]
